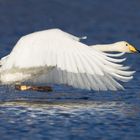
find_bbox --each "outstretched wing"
[1,29,134,90]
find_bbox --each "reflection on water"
[0,100,139,140]
[0,100,139,118]
[0,100,135,115]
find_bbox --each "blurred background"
[0,0,140,140]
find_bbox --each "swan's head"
[114,41,140,53]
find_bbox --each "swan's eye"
[126,44,128,46]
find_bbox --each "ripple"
[0,100,137,117]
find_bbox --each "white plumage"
[0,29,135,91]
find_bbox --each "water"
[0,0,140,139]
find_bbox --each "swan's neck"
[91,44,123,52]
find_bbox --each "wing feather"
[1,29,134,90]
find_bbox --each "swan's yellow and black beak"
[129,44,140,53]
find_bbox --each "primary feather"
[0,29,134,90]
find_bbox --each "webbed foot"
[15,85,53,92]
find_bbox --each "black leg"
[15,85,53,92]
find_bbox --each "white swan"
[0,29,138,91]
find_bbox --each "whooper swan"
[0,29,139,92]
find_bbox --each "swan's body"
[0,29,138,91]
